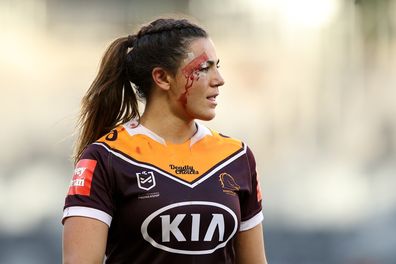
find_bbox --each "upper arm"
[63,216,109,264]
[235,223,268,264]
[236,146,268,263]
[62,144,114,263]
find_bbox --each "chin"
[195,112,216,121]
[185,106,216,121]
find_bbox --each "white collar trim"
[123,120,212,147]
[190,122,212,146]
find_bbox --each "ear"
[151,67,173,91]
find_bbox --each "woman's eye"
[199,67,210,72]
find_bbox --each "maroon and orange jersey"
[63,120,263,263]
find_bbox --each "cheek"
[178,71,207,107]
[195,71,207,80]
[185,70,205,88]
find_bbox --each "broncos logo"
[219,173,240,196]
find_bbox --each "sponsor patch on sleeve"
[68,159,97,196]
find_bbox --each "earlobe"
[152,67,172,91]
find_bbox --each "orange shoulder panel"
[97,126,244,183]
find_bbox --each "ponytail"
[73,36,139,163]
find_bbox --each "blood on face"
[178,52,209,107]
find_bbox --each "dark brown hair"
[74,18,207,162]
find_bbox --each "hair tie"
[127,35,136,48]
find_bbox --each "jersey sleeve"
[239,145,263,231]
[62,143,115,227]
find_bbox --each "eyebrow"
[202,59,220,67]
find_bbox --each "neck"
[140,99,196,144]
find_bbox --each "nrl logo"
[136,171,156,191]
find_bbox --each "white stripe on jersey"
[62,206,112,227]
[239,211,263,231]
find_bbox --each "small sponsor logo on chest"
[136,171,156,191]
[169,164,199,174]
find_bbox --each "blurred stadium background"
[1,0,395,263]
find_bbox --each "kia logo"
[141,201,238,255]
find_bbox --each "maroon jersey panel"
[63,122,263,264]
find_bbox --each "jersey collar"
[123,120,212,147]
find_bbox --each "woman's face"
[169,37,225,121]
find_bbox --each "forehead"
[182,38,218,65]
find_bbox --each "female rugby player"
[62,17,268,264]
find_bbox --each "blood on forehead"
[181,52,209,77]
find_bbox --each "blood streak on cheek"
[178,52,209,107]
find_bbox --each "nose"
[211,68,225,88]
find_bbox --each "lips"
[206,94,218,101]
